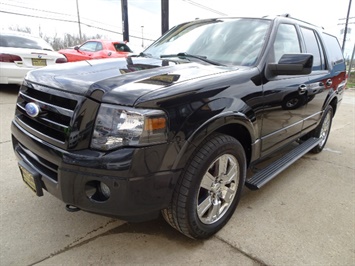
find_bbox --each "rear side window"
[300,27,326,71]
[114,43,132,52]
[321,33,344,66]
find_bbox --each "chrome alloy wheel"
[197,154,239,224]
[319,111,331,147]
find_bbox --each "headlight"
[91,104,168,151]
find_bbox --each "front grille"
[15,83,82,148]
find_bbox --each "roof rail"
[262,13,324,29]
[280,15,324,29]
[262,13,290,18]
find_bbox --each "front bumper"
[11,120,181,222]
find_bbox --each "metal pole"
[76,0,82,43]
[347,43,355,80]
[161,0,169,35]
[141,26,144,48]
[342,0,352,52]
[121,0,129,42]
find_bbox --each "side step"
[245,137,321,190]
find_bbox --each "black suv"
[11,15,347,239]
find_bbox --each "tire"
[310,105,333,154]
[162,133,246,239]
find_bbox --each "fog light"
[99,182,111,199]
[85,182,97,198]
[85,180,110,202]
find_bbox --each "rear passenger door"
[299,26,330,131]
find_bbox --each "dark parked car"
[11,15,347,239]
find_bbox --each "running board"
[245,137,321,190]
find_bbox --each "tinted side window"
[96,42,103,51]
[321,33,344,65]
[80,42,98,52]
[114,43,132,52]
[300,27,325,70]
[273,24,301,62]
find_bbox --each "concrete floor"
[1,85,354,266]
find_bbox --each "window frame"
[272,23,302,63]
[299,26,327,71]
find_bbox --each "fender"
[322,70,347,114]
[323,89,338,111]
[172,111,259,170]
[302,82,341,137]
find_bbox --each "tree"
[8,26,32,34]
[8,26,103,51]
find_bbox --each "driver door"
[260,23,309,156]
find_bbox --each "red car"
[58,39,133,62]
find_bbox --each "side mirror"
[74,46,80,51]
[268,54,313,75]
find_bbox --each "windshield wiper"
[160,52,224,66]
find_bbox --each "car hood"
[58,48,76,54]
[26,57,236,106]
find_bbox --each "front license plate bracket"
[18,161,43,197]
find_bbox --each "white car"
[0,31,67,85]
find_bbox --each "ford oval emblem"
[25,102,40,117]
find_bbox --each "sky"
[0,0,353,57]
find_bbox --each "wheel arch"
[323,89,339,117]
[215,123,252,166]
[172,112,256,170]
[329,96,338,116]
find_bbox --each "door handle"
[298,84,307,95]
[326,79,332,87]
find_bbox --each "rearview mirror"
[268,54,313,75]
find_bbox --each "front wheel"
[310,105,333,153]
[162,133,246,239]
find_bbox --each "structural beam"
[342,0,352,52]
[121,0,129,42]
[161,0,169,35]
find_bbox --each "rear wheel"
[310,105,333,153]
[162,133,246,239]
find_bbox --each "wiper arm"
[160,52,224,66]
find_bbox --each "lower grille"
[14,137,58,182]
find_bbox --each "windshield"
[144,18,271,66]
